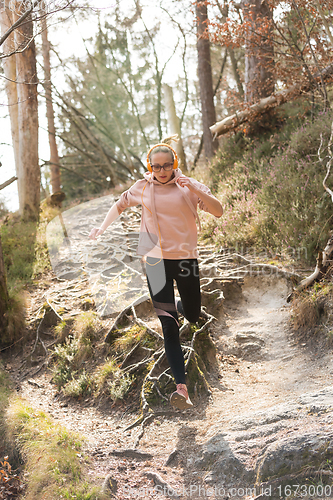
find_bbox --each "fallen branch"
[0,176,17,191]
[210,63,333,138]
[287,234,333,302]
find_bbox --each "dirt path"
[206,275,333,427]
[11,272,333,499]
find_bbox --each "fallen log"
[287,234,333,302]
[210,63,333,138]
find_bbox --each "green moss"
[4,396,108,499]
[194,330,217,371]
[143,379,160,406]
[186,354,211,398]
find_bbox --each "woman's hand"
[177,175,223,217]
[176,175,199,194]
[89,227,104,240]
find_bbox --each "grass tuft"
[62,371,95,398]
[73,311,101,343]
[112,325,152,353]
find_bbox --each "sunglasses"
[151,162,174,172]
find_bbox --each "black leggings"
[145,258,201,384]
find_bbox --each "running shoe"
[170,383,193,410]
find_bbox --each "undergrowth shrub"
[107,371,134,401]
[200,106,333,264]
[52,334,93,392]
[1,290,26,345]
[291,281,333,335]
[52,337,81,390]
[62,371,95,398]
[53,319,71,342]
[94,358,134,400]
[0,205,58,344]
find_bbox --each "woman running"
[89,137,223,410]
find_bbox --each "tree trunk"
[163,84,187,171]
[196,0,218,159]
[0,233,9,335]
[40,13,62,201]
[0,1,20,187]
[13,1,40,221]
[228,47,244,98]
[242,0,274,103]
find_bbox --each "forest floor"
[3,267,333,499]
[1,197,333,499]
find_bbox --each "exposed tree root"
[118,305,216,446]
[20,297,64,378]
[104,294,162,343]
[130,303,163,341]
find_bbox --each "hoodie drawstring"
[141,180,163,265]
[141,170,202,265]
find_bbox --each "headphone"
[146,144,179,172]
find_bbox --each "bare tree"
[13,0,40,220]
[0,0,42,48]
[0,0,19,186]
[40,11,63,204]
[0,234,9,335]
[163,84,187,171]
[241,0,274,103]
[196,0,219,159]
[1,0,40,220]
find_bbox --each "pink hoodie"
[116,168,217,259]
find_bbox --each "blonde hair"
[161,134,179,146]
[149,135,179,162]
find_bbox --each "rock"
[190,387,333,489]
[239,342,263,357]
[165,449,181,467]
[255,430,333,482]
[298,386,333,412]
[144,471,180,499]
[235,332,265,345]
[57,269,84,280]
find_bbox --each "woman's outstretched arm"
[89,203,120,240]
[176,176,223,217]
